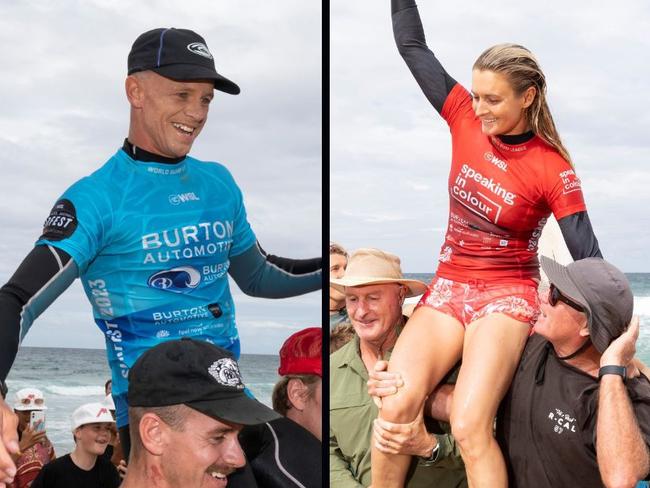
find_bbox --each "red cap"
[278,328,322,377]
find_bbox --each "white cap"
[102,394,115,410]
[14,388,47,411]
[71,402,115,432]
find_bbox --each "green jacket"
[330,335,467,487]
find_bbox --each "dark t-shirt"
[497,334,650,487]
[31,453,120,488]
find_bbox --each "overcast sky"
[0,1,321,354]
[331,0,650,273]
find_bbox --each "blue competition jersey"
[37,148,257,427]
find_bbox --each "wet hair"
[330,322,356,353]
[329,242,348,258]
[128,404,190,459]
[272,375,320,416]
[473,43,572,165]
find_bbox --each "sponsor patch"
[208,358,244,389]
[148,267,201,293]
[208,303,223,318]
[40,199,78,241]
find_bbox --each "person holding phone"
[10,388,55,488]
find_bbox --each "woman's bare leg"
[371,307,464,487]
[450,314,529,488]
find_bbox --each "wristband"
[418,437,440,465]
[598,365,626,382]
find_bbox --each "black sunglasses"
[549,285,584,313]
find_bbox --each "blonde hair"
[329,242,348,258]
[473,43,572,165]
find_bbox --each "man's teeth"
[210,471,227,479]
[173,123,195,134]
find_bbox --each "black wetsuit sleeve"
[228,242,321,298]
[257,244,322,275]
[392,0,457,113]
[0,245,77,380]
[228,418,321,488]
[557,211,603,260]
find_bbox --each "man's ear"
[139,413,167,456]
[287,378,307,411]
[125,75,145,109]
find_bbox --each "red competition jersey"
[436,84,586,284]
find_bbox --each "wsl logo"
[168,192,200,205]
[148,267,201,293]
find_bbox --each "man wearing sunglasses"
[496,256,650,487]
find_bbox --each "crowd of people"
[1,324,322,488]
[0,383,123,487]
[329,243,650,487]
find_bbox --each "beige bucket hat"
[330,248,427,298]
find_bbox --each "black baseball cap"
[127,28,240,95]
[541,256,633,353]
[128,338,280,425]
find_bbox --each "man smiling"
[120,338,280,488]
[0,27,321,483]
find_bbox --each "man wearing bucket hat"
[330,248,467,487]
[31,402,119,488]
[120,337,280,488]
[496,256,650,487]
[0,26,321,483]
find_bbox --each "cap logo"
[208,358,244,389]
[187,42,213,60]
[96,408,108,417]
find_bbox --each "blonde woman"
[372,1,602,486]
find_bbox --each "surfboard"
[537,214,573,287]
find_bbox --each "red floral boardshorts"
[416,277,540,328]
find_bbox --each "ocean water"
[5,347,278,455]
[405,272,650,364]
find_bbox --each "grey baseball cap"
[540,256,633,353]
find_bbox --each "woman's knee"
[379,390,423,423]
[450,413,494,457]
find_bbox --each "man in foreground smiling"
[120,338,280,488]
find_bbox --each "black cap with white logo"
[128,338,280,425]
[127,28,240,95]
